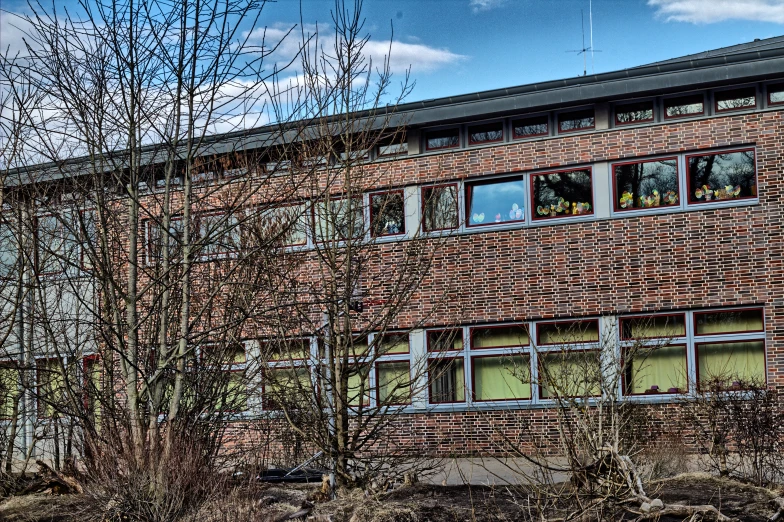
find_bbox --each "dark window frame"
[426,328,464,352]
[470,352,532,403]
[421,183,459,232]
[467,121,504,146]
[427,356,466,404]
[694,339,767,391]
[663,94,705,120]
[714,87,757,113]
[619,313,687,340]
[557,109,595,133]
[375,359,412,406]
[685,148,757,206]
[465,175,527,228]
[611,157,681,213]
[530,167,594,221]
[768,83,784,106]
[614,100,655,126]
[537,348,602,399]
[621,344,688,396]
[512,115,549,139]
[535,319,600,347]
[369,190,406,238]
[469,324,530,350]
[693,307,765,337]
[424,128,461,151]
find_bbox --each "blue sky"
[2,0,783,106]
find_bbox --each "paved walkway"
[425,457,571,486]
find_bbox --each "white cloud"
[470,0,507,13]
[648,0,784,24]
[364,40,464,74]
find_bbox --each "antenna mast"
[589,0,594,73]
[567,5,601,76]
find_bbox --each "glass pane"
[698,341,765,387]
[512,116,548,138]
[377,334,409,354]
[370,192,405,237]
[223,372,248,411]
[688,151,756,203]
[263,339,311,361]
[315,198,364,241]
[695,309,763,335]
[540,351,601,399]
[558,110,594,132]
[468,123,503,144]
[468,178,525,226]
[532,170,593,219]
[473,355,531,401]
[256,205,307,246]
[378,362,411,404]
[0,222,18,279]
[625,345,687,394]
[616,102,654,124]
[37,359,65,417]
[427,330,463,351]
[426,129,460,150]
[665,95,703,117]
[472,326,529,348]
[428,359,465,403]
[422,185,458,231]
[538,320,599,345]
[198,213,240,255]
[347,365,371,406]
[202,345,245,365]
[716,89,756,111]
[1,366,17,418]
[38,215,63,274]
[621,315,685,340]
[264,366,312,410]
[769,85,784,105]
[614,160,679,211]
[378,143,407,157]
[81,212,96,269]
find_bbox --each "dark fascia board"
[5,45,784,181]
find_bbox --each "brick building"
[2,35,784,463]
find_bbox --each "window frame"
[614,100,655,126]
[557,108,595,134]
[467,121,504,146]
[529,167,595,222]
[685,148,758,207]
[511,114,549,140]
[693,307,765,337]
[714,86,757,113]
[663,93,705,120]
[469,324,530,350]
[537,348,602,400]
[611,157,681,214]
[619,313,687,340]
[535,319,600,347]
[621,343,688,396]
[427,328,464,353]
[369,190,406,238]
[694,338,767,391]
[465,175,527,228]
[424,127,461,151]
[767,83,784,107]
[427,356,466,405]
[421,183,460,232]
[470,352,532,403]
[375,359,412,406]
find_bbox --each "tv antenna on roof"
[567,1,601,76]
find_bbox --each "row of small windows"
[410,83,784,154]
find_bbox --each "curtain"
[627,345,687,393]
[429,359,465,403]
[540,351,601,398]
[473,355,531,400]
[377,362,411,404]
[698,341,765,385]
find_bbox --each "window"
[428,358,465,403]
[263,366,313,410]
[694,308,763,336]
[539,351,601,399]
[377,142,408,157]
[347,362,372,407]
[467,177,525,227]
[512,115,548,139]
[376,333,410,355]
[768,84,784,106]
[82,355,102,425]
[36,214,78,275]
[146,217,184,263]
[314,197,364,242]
[613,158,679,212]
[620,314,686,340]
[195,212,241,257]
[531,169,593,220]
[468,122,503,145]
[664,94,704,118]
[557,109,595,133]
[471,325,529,349]
[427,329,463,352]
[254,204,308,247]
[687,149,756,204]
[260,338,311,362]
[370,191,405,237]
[615,101,654,125]
[0,362,18,419]
[715,87,756,112]
[472,355,531,401]
[80,210,96,270]
[37,358,65,418]
[537,320,599,346]
[377,361,411,405]
[425,128,460,151]
[697,341,765,388]
[0,219,19,279]
[422,185,458,232]
[621,313,687,395]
